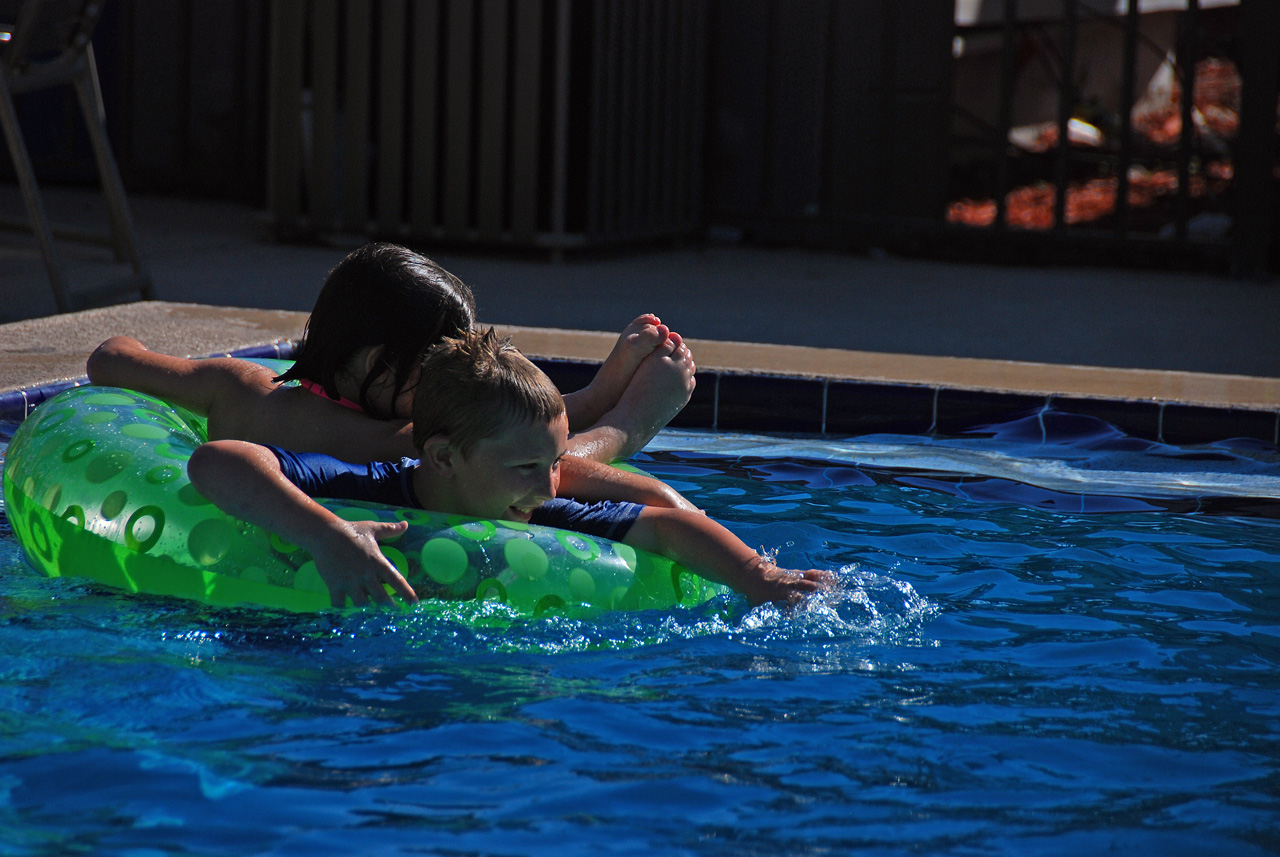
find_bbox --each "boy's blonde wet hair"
[411,328,566,456]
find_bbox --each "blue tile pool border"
[537,360,1280,448]
[4,346,1279,448]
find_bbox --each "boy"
[188,330,832,608]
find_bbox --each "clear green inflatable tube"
[2,386,723,614]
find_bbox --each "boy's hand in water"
[312,518,417,608]
[736,557,834,607]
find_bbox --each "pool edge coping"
[2,302,1278,447]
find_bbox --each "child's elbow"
[86,336,141,383]
[650,483,703,513]
[187,440,247,492]
[187,441,225,487]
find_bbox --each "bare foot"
[568,333,696,461]
[563,314,669,431]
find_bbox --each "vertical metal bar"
[377,0,408,235]
[671,0,690,227]
[550,0,573,245]
[1175,0,1199,242]
[266,0,305,235]
[1230,0,1280,276]
[995,0,1018,229]
[583,0,605,237]
[1053,0,1076,230]
[1114,0,1139,235]
[634,0,655,232]
[310,0,339,232]
[667,0,687,227]
[408,0,441,236]
[645,0,664,232]
[509,0,542,242]
[342,2,373,231]
[600,1,622,236]
[617,1,637,235]
[443,0,474,235]
[687,0,708,227]
[476,0,508,239]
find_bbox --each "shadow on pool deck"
[2,183,1278,382]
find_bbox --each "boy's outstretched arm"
[557,455,702,513]
[625,507,832,605]
[187,440,419,608]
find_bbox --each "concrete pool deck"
[1,185,1278,427]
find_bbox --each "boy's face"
[447,413,569,522]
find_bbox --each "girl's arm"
[556,455,701,512]
[87,337,417,460]
[624,507,831,605]
[187,440,418,608]
[86,336,250,417]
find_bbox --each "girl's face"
[361,360,420,419]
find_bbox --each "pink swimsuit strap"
[299,378,366,413]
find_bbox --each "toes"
[652,335,679,357]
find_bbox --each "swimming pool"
[1,412,1278,855]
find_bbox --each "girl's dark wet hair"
[275,243,477,417]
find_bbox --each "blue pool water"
[1,411,1279,855]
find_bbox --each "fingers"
[325,519,420,609]
[381,563,420,604]
[372,519,410,540]
[756,568,836,607]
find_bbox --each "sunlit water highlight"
[0,413,1278,855]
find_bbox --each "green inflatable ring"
[2,385,724,615]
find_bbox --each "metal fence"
[947,0,1278,275]
[7,0,1274,272]
[265,0,707,252]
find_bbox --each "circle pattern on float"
[421,538,468,584]
[504,539,548,580]
[32,409,74,435]
[476,578,507,602]
[556,530,600,561]
[569,567,596,600]
[452,520,496,541]
[146,465,181,485]
[62,439,94,462]
[122,423,170,440]
[187,518,235,566]
[154,443,192,461]
[82,411,118,425]
[125,505,165,553]
[101,490,128,520]
[62,504,86,527]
